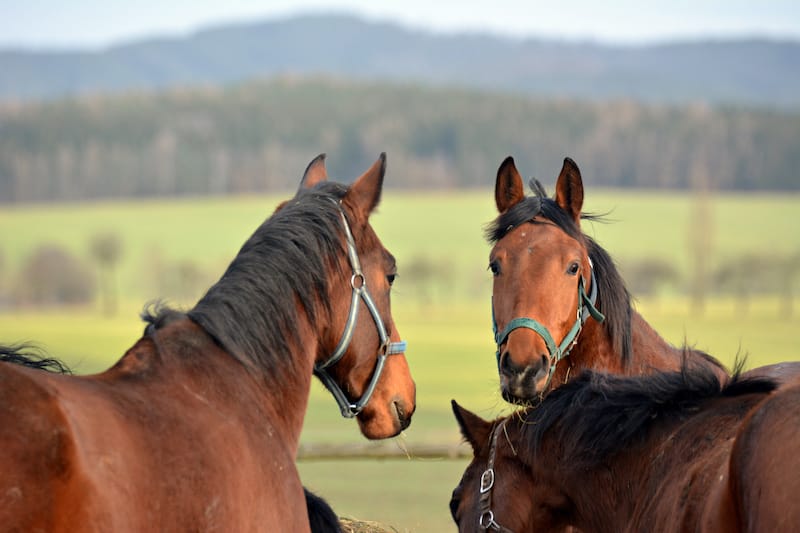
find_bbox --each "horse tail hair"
[0,343,72,374]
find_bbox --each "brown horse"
[487,155,799,402]
[0,154,416,532]
[450,363,796,533]
[723,378,800,531]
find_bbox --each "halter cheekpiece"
[477,420,515,532]
[314,199,407,418]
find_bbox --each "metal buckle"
[479,510,497,530]
[480,468,495,493]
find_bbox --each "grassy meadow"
[1,188,799,531]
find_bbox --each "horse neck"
[558,452,658,532]
[261,318,319,453]
[540,418,688,533]
[185,302,321,455]
[628,310,728,379]
[553,394,764,532]
[237,301,328,453]
[528,433,637,532]
[567,309,727,380]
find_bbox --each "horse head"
[299,153,416,439]
[450,400,571,533]
[488,156,605,403]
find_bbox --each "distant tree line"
[1,77,799,203]
[1,242,798,318]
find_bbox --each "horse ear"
[554,157,584,224]
[343,153,386,221]
[299,153,328,191]
[451,400,493,453]
[495,156,525,214]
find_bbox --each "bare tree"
[621,257,681,299]
[687,149,714,316]
[713,253,774,317]
[779,251,800,319]
[0,249,6,308]
[89,232,123,316]
[18,244,95,306]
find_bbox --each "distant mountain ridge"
[1,13,799,108]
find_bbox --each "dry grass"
[339,517,399,533]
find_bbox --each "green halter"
[492,266,605,391]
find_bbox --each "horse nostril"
[500,351,524,377]
[393,400,405,420]
[393,400,412,431]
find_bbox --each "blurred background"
[1,1,799,531]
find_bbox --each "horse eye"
[567,262,580,276]
[387,273,397,286]
[489,261,500,276]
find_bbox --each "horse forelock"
[187,183,349,382]
[518,362,775,469]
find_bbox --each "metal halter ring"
[350,273,365,290]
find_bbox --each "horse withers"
[450,363,797,532]
[0,154,415,532]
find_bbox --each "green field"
[1,189,800,532]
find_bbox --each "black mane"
[0,343,72,374]
[520,360,776,467]
[485,181,632,364]
[144,182,350,384]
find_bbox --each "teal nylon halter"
[492,265,604,390]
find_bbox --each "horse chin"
[501,386,537,406]
[356,397,413,439]
[500,371,546,405]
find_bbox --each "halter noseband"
[477,420,515,533]
[492,263,605,391]
[314,200,407,418]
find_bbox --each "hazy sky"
[3,0,800,49]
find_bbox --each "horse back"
[1,328,308,532]
[727,382,800,532]
[742,361,800,388]
[627,391,769,533]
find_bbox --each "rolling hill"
[1,13,798,108]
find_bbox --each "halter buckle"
[480,468,495,493]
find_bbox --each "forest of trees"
[1,77,799,203]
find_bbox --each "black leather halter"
[478,420,515,533]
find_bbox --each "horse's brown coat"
[0,154,416,532]
[451,368,795,533]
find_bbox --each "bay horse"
[450,362,797,532]
[0,154,416,532]
[487,155,799,402]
